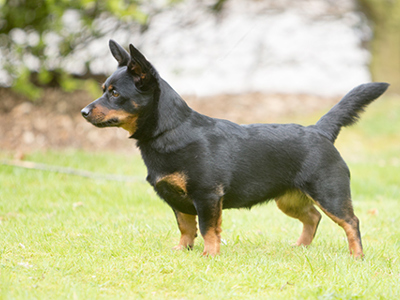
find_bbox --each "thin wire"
[1,159,145,183]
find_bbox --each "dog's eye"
[111,90,120,97]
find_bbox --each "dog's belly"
[222,188,281,209]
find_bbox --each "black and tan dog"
[82,40,389,258]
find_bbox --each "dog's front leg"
[193,193,223,257]
[172,210,197,251]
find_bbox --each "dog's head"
[81,40,159,136]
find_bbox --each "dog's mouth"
[90,118,120,128]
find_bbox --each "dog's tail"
[315,82,389,143]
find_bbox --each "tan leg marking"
[315,203,363,258]
[173,212,197,250]
[276,190,321,246]
[202,198,223,257]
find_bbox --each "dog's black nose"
[81,106,91,118]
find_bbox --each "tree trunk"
[358,0,400,93]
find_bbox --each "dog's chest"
[149,172,197,215]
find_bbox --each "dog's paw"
[172,244,193,251]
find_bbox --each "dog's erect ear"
[109,39,130,67]
[127,44,154,89]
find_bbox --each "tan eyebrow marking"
[108,85,114,91]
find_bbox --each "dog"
[81,40,389,258]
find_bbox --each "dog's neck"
[132,78,192,144]
[156,79,192,134]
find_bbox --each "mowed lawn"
[1,97,399,299]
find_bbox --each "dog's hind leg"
[275,190,322,246]
[172,210,198,251]
[316,202,363,258]
[305,172,364,258]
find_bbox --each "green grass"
[1,96,400,299]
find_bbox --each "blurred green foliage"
[0,0,151,99]
[1,0,398,99]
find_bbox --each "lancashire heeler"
[81,40,389,258]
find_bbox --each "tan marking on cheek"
[106,110,139,135]
[118,114,139,135]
